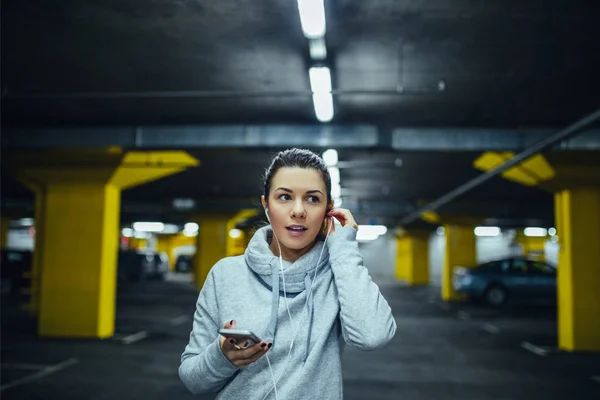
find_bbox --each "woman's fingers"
[235,342,272,366]
[219,319,237,350]
[327,208,358,231]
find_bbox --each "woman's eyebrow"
[275,187,324,195]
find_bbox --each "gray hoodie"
[179,225,397,399]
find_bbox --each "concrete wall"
[358,234,397,281]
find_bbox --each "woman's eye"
[278,194,291,201]
[307,196,320,203]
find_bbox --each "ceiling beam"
[2,125,599,151]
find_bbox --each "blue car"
[452,257,557,306]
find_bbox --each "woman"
[179,148,397,399]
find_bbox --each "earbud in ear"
[264,207,270,222]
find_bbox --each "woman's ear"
[261,195,267,210]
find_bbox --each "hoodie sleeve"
[179,264,240,394]
[327,226,397,350]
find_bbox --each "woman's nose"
[291,201,306,218]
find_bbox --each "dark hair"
[264,148,332,206]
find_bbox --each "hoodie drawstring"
[266,262,280,345]
[303,274,314,362]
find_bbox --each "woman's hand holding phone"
[219,320,272,367]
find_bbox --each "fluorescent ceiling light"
[173,198,195,210]
[312,92,334,122]
[162,224,179,234]
[309,66,332,93]
[323,149,338,166]
[524,227,548,237]
[474,226,501,237]
[358,225,388,236]
[297,0,326,39]
[229,229,242,239]
[17,218,34,226]
[329,166,340,184]
[184,222,199,234]
[133,231,148,239]
[331,182,341,199]
[308,37,327,60]
[133,222,164,232]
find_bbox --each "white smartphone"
[218,328,262,344]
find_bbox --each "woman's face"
[262,167,330,261]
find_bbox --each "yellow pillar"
[226,209,258,257]
[8,149,198,338]
[193,216,231,290]
[0,217,11,249]
[38,184,121,338]
[395,235,429,285]
[128,238,147,251]
[515,233,548,262]
[555,188,600,351]
[156,235,173,270]
[442,225,476,301]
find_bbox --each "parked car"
[175,254,193,273]
[0,249,32,296]
[118,251,167,281]
[152,252,169,280]
[452,257,556,306]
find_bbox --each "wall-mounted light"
[229,229,242,239]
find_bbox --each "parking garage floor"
[2,273,599,400]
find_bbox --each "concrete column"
[395,235,429,285]
[515,233,548,262]
[36,183,121,338]
[442,225,476,301]
[555,188,600,351]
[8,149,198,338]
[192,216,230,290]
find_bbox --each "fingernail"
[260,343,266,348]
[268,343,272,348]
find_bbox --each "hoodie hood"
[244,225,330,294]
[244,225,330,356]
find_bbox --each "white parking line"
[457,311,471,320]
[170,315,189,326]
[0,358,79,392]
[591,376,600,384]
[521,341,548,356]
[121,331,149,345]
[482,323,500,334]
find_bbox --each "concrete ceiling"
[2,0,600,126]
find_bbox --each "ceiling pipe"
[1,87,446,100]
[397,108,600,227]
